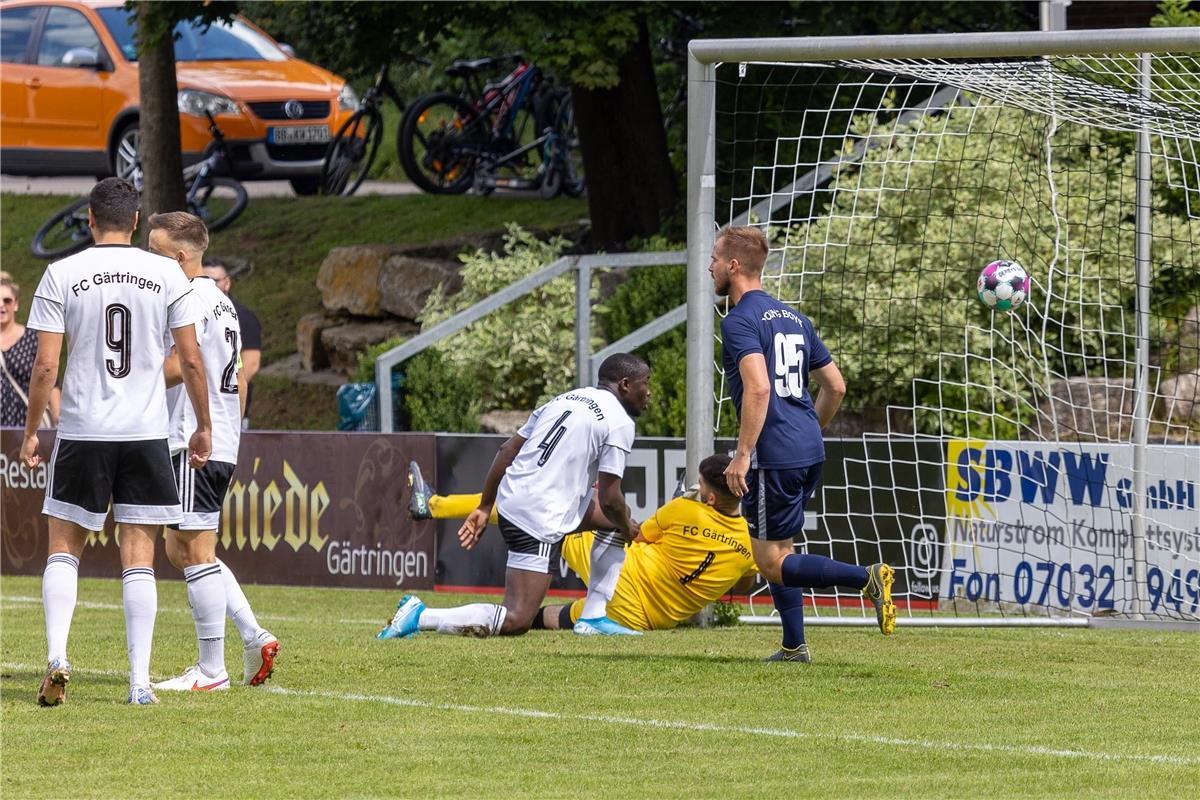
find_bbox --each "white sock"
[580,532,626,619]
[43,553,79,662]
[216,558,261,645]
[418,604,507,636]
[183,562,226,677]
[121,567,156,689]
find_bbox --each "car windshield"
[96,8,286,63]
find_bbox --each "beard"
[712,273,730,297]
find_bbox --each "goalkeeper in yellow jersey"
[406,453,757,632]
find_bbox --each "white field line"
[263,686,1199,767]
[0,594,382,626]
[2,663,1195,767]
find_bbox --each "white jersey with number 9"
[26,245,201,441]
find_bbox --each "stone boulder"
[316,245,397,317]
[478,409,532,435]
[1035,377,1135,441]
[321,319,420,377]
[379,255,463,320]
[1177,305,1200,374]
[295,312,341,372]
[1160,370,1200,427]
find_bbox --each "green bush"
[353,341,482,432]
[422,224,583,410]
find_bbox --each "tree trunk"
[571,20,676,250]
[137,1,186,240]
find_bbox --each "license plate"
[268,125,331,145]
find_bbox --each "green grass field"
[2,574,1196,798]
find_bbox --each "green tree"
[129,1,239,229]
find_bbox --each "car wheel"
[111,122,140,180]
[289,176,322,196]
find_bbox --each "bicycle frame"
[457,62,561,188]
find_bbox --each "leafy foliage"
[1151,0,1200,27]
[420,225,580,411]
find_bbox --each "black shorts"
[497,513,562,575]
[44,438,180,530]
[743,463,824,541]
[172,451,235,531]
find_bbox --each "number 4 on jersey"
[536,410,572,466]
[773,332,806,398]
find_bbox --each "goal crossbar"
[688,26,1200,65]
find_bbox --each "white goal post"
[684,27,1200,627]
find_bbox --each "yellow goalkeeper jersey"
[565,496,756,630]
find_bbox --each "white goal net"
[696,35,1200,624]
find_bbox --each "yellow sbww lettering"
[221,457,329,552]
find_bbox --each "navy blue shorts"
[743,463,823,541]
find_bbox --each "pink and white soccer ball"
[977,260,1030,312]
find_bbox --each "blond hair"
[716,225,768,275]
[148,211,209,253]
[0,271,18,301]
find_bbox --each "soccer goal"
[684,28,1200,627]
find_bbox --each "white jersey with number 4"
[166,276,241,464]
[26,244,200,441]
[496,386,635,542]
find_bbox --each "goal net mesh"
[713,51,1200,623]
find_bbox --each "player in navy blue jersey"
[711,225,896,662]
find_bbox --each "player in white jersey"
[20,178,212,706]
[140,212,279,692]
[377,353,650,640]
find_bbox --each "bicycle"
[397,53,584,199]
[319,59,430,197]
[31,112,248,260]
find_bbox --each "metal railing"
[375,250,688,432]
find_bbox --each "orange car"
[0,0,356,193]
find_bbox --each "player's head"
[88,177,139,237]
[697,453,740,514]
[148,211,209,274]
[710,225,768,297]
[597,352,651,418]
[202,258,232,294]
[0,272,18,329]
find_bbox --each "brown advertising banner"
[1,430,436,590]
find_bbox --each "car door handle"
[25,78,42,89]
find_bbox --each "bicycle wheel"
[554,92,586,198]
[398,93,481,195]
[321,107,384,196]
[31,197,93,259]
[188,176,248,232]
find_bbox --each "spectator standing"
[202,259,261,428]
[1,272,59,428]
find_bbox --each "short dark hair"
[698,453,737,504]
[597,353,649,385]
[89,177,139,233]
[149,211,209,252]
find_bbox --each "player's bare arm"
[238,365,248,420]
[171,323,212,468]
[459,433,526,549]
[597,472,640,542]
[809,361,846,429]
[726,352,771,498]
[20,331,62,468]
[162,347,182,388]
